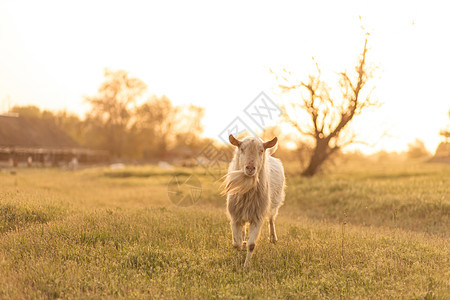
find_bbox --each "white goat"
[224,134,285,267]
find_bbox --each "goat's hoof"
[233,243,242,250]
[270,235,278,244]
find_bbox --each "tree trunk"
[302,140,330,176]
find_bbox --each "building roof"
[0,114,79,148]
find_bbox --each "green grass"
[0,162,449,299]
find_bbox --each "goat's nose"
[245,165,256,173]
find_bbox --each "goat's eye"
[260,149,264,154]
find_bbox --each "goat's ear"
[263,137,278,149]
[229,134,241,147]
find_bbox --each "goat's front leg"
[244,221,263,267]
[231,221,244,250]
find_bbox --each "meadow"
[0,161,449,299]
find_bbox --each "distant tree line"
[11,66,443,171]
[11,69,207,160]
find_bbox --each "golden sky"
[0,0,449,154]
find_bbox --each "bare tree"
[279,38,378,176]
[439,110,450,142]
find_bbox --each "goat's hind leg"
[269,216,278,244]
[241,224,247,249]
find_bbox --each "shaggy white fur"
[224,134,285,267]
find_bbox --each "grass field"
[0,161,449,298]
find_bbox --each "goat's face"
[229,135,278,176]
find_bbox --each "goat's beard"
[222,170,259,195]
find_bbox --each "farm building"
[0,113,108,166]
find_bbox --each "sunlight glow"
[1,0,449,154]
